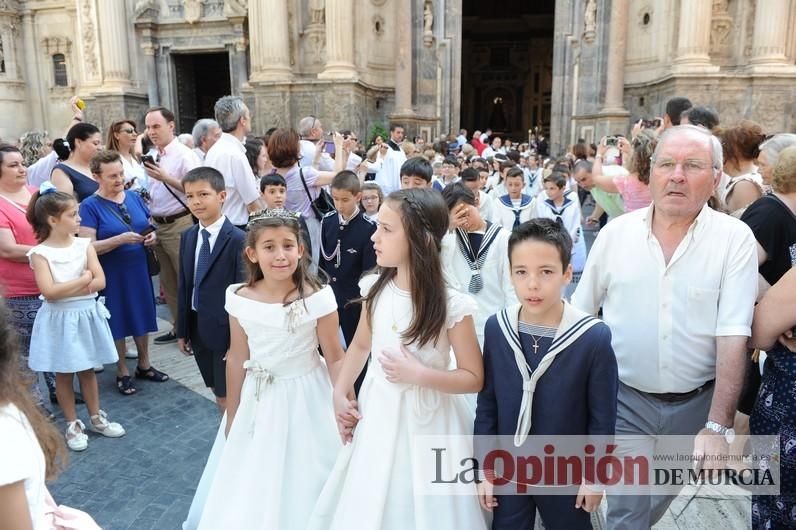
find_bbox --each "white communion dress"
[197,284,342,530]
[309,275,487,530]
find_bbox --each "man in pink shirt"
[144,106,201,345]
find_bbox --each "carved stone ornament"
[710,0,732,54]
[183,0,204,23]
[133,0,159,20]
[223,0,248,18]
[308,0,325,25]
[583,0,597,43]
[423,1,433,47]
[80,0,99,77]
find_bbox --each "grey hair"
[298,116,319,137]
[760,133,796,169]
[650,124,723,172]
[574,159,593,173]
[214,96,248,132]
[192,118,219,147]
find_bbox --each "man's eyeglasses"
[653,158,713,177]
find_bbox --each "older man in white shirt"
[298,116,335,171]
[572,125,758,530]
[204,96,262,229]
[191,118,221,163]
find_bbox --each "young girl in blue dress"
[25,183,125,452]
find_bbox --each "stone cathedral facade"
[2,0,796,152]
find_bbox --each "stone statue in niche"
[183,0,204,24]
[583,0,597,43]
[309,0,325,25]
[423,1,433,47]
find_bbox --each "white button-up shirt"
[299,139,335,171]
[150,138,201,217]
[375,146,406,195]
[204,132,260,226]
[572,204,758,394]
[191,215,227,310]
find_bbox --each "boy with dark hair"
[664,96,692,128]
[432,155,461,191]
[320,170,377,393]
[680,105,720,130]
[177,166,246,410]
[259,172,311,251]
[399,156,433,189]
[475,218,618,530]
[493,168,533,230]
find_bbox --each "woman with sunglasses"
[78,150,162,396]
[106,120,148,197]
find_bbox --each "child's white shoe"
[65,419,88,451]
[88,410,126,438]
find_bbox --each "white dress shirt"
[204,133,261,226]
[192,215,227,311]
[375,146,406,195]
[299,139,335,171]
[571,204,758,394]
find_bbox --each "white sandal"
[65,419,88,451]
[88,410,126,438]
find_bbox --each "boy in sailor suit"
[474,219,618,530]
[441,182,517,348]
[530,172,588,298]
[319,171,377,392]
[493,168,534,230]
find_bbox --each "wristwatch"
[705,421,735,444]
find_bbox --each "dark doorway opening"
[461,1,554,144]
[173,53,231,134]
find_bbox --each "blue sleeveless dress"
[52,163,98,202]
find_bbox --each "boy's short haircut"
[459,167,480,183]
[506,150,520,163]
[400,156,433,182]
[443,155,460,168]
[260,173,287,193]
[543,172,567,188]
[441,181,476,210]
[331,170,361,193]
[509,218,572,270]
[505,167,525,181]
[183,166,226,193]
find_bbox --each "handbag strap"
[297,167,315,203]
[95,194,134,231]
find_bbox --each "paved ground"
[46,213,751,529]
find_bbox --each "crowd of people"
[0,92,794,530]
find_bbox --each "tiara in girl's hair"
[246,208,301,228]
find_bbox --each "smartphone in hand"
[140,225,156,237]
[141,154,158,166]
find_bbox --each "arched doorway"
[460,0,554,144]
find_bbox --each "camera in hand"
[605,136,618,147]
[641,118,662,129]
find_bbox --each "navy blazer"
[474,315,618,439]
[319,210,377,309]
[176,218,246,353]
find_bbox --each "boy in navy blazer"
[177,166,246,410]
[474,219,618,530]
[320,170,376,393]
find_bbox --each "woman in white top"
[717,120,765,217]
[106,120,148,194]
[0,302,100,530]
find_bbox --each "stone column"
[748,0,796,73]
[600,0,629,114]
[229,40,249,94]
[21,10,44,129]
[248,0,292,82]
[142,43,159,105]
[672,0,718,73]
[392,0,414,116]
[97,0,131,89]
[319,0,357,79]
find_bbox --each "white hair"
[191,118,219,147]
[298,116,319,137]
[651,124,723,172]
[760,133,796,169]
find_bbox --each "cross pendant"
[532,343,539,354]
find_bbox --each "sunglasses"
[118,203,132,225]
[120,127,136,134]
